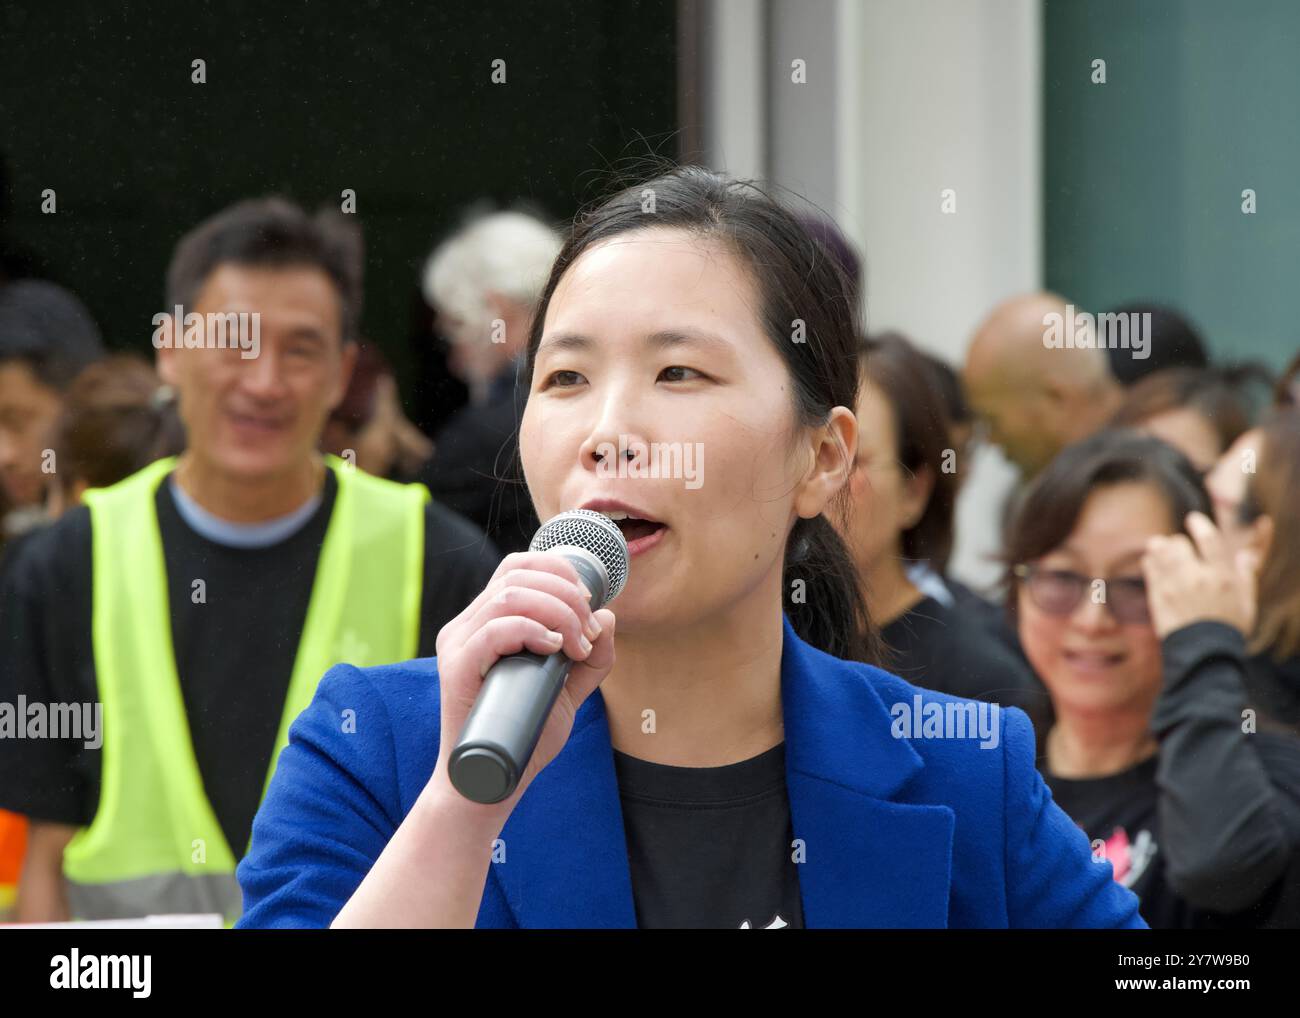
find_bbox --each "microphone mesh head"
[529,509,630,606]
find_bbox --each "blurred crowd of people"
[0,186,1297,928]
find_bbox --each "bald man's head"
[963,292,1121,474]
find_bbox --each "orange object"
[0,809,28,886]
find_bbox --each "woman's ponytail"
[782,512,882,666]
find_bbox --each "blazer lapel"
[494,691,637,928]
[781,614,955,927]
[496,614,955,928]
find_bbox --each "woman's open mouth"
[599,510,669,557]
[1062,648,1127,674]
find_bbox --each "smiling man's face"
[157,263,355,483]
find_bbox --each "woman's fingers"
[467,585,596,662]
[463,616,575,681]
[1185,510,1230,569]
[473,567,598,636]
[1142,532,1192,586]
[1141,515,1259,637]
[558,608,618,707]
[436,552,594,658]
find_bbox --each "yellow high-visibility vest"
[63,455,428,926]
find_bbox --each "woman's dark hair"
[1111,365,1265,455]
[1102,302,1208,385]
[1001,428,1212,621]
[917,349,972,428]
[1240,407,1300,660]
[1276,351,1300,408]
[520,164,879,664]
[54,354,186,492]
[858,332,958,573]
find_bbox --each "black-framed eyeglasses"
[1012,563,1151,625]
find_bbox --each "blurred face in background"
[157,264,355,484]
[1206,426,1271,558]
[839,376,930,579]
[520,228,851,635]
[437,292,531,394]
[963,375,1061,475]
[1017,481,1172,720]
[0,360,62,507]
[1134,406,1223,474]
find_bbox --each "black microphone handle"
[448,550,609,804]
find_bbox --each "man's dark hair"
[1103,302,1209,385]
[0,279,105,390]
[165,197,363,343]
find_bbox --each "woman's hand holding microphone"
[428,550,618,815]
[332,551,617,928]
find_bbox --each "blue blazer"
[236,613,1147,928]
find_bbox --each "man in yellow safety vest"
[0,198,501,924]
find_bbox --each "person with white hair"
[418,209,562,553]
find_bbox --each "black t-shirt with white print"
[612,741,804,929]
[1043,756,1177,924]
[1044,741,1300,929]
[1041,623,1300,930]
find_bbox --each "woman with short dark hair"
[1005,428,1300,927]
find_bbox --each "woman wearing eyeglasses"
[1005,428,1300,928]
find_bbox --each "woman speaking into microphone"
[236,166,1145,929]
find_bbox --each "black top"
[1244,651,1300,736]
[880,594,1052,735]
[1042,622,1300,929]
[612,741,803,929]
[0,468,502,855]
[418,358,536,555]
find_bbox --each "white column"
[699,0,768,180]
[694,0,1042,591]
[837,0,1042,591]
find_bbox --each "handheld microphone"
[448,509,630,804]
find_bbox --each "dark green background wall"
[1044,0,1299,369]
[0,0,678,426]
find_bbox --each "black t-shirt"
[880,594,1051,735]
[612,740,803,929]
[418,361,537,556]
[1044,755,1187,926]
[1044,747,1299,929]
[0,468,502,855]
[1040,623,1300,929]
